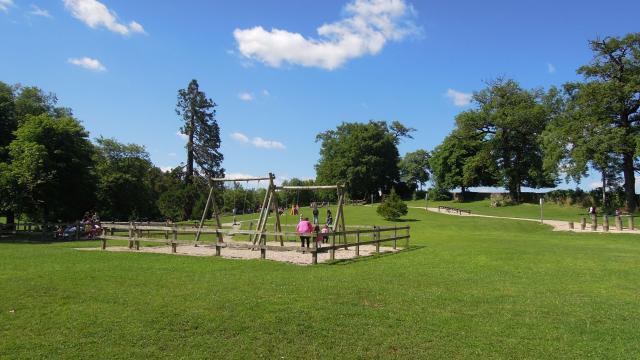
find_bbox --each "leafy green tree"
[176,79,224,183]
[315,120,413,199]
[0,82,16,162]
[456,78,556,201]
[376,189,408,221]
[9,114,96,221]
[399,149,430,191]
[545,34,640,211]
[429,128,494,199]
[94,137,161,220]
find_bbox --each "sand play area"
[78,241,400,265]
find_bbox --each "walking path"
[410,206,640,234]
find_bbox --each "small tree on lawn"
[377,189,408,221]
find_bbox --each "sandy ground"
[77,241,399,265]
[411,206,640,234]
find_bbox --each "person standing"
[296,217,313,248]
[312,203,319,225]
[326,209,333,226]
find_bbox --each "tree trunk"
[460,186,466,202]
[185,112,195,185]
[622,151,636,212]
[601,170,607,209]
[6,211,15,230]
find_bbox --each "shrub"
[490,193,516,207]
[427,186,453,201]
[377,189,408,221]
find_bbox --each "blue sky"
[2,0,639,190]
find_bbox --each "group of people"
[296,205,334,248]
[296,219,331,248]
[54,212,102,240]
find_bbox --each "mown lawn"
[407,198,637,224]
[1,206,639,358]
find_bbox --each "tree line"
[429,33,640,212]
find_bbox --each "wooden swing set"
[194,173,347,246]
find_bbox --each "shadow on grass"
[393,218,420,223]
[325,245,427,266]
[0,235,94,245]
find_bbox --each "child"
[314,225,323,248]
[321,224,330,243]
[326,209,333,226]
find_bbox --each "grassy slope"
[1,206,639,358]
[407,198,634,223]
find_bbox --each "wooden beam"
[278,185,342,190]
[210,176,272,182]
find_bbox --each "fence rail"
[99,222,410,265]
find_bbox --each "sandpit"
[77,241,400,265]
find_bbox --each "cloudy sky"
[2,0,639,189]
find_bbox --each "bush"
[490,193,516,207]
[377,189,408,221]
[427,186,453,201]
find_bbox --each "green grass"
[407,198,635,223]
[2,206,640,358]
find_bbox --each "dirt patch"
[77,241,399,265]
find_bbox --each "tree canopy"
[315,120,413,199]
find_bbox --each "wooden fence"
[99,222,410,265]
[437,206,471,215]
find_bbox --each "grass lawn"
[1,206,640,358]
[407,198,636,224]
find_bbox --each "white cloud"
[176,131,188,140]
[128,20,145,34]
[238,92,254,102]
[445,88,472,107]
[252,137,286,150]
[67,57,106,72]
[547,62,556,74]
[0,0,14,12]
[231,132,286,150]
[233,0,420,70]
[63,0,145,36]
[262,89,270,97]
[29,4,51,18]
[230,132,250,143]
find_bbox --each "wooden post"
[195,185,215,244]
[128,222,134,249]
[375,226,380,254]
[603,215,609,232]
[75,221,80,241]
[590,214,597,231]
[405,226,410,248]
[355,230,360,257]
[393,226,397,250]
[171,242,177,253]
[568,221,574,230]
[330,232,336,261]
[260,237,266,260]
[581,217,586,230]
[164,222,169,240]
[101,238,107,250]
[616,216,623,231]
[629,216,635,230]
[215,241,221,256]
[312,238,318,265]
